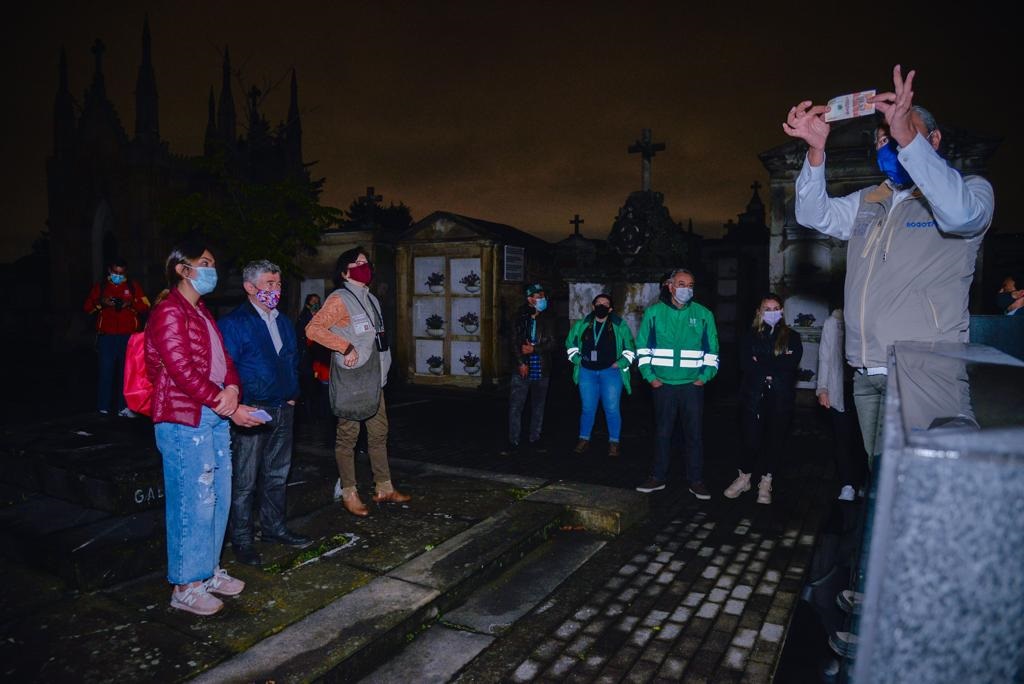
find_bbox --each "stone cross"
[628,128,665,192]
[569,214,584,236]
[362,186,383,229]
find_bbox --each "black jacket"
[511,304,557,376]
[738,323,803,408]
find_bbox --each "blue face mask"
[876,140,913,188]
[109,273,126,285]
[533,297,548,312]
[187,266,218,296]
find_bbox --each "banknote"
[825,89,876,122]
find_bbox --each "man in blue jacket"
[219,260,310,566]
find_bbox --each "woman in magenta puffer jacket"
[145,237,263,616]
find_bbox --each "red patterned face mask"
[348,263,373,285]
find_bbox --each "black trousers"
[738,382,792,477]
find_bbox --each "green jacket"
[636,299,719,385]
[565,312,637,394]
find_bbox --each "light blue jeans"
[155,406,232,585]
[578,366,623,442]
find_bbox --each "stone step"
[188,481,647,682]
[358,531,608,683]
[189,498,565,683]
[0,451,649,682]
[0,413,163,514]
[0,449,341,590]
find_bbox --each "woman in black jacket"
[724,294,803,504]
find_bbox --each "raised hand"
[783,100,831,165]
[868,64,917,147]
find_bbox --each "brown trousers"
[335,392,392,494]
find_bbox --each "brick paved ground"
[507,506,820,682]
[339,376,846,682]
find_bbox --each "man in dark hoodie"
[502,283,556,454]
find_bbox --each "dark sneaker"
[232,544,262,566]
[500,442,520,456]
[636,478,666,493]
[689,482,711,500]
[262,529,313,547]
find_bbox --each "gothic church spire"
[134,15,160,145]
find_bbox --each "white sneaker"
[333,478,342,501]
[723,470,751,498]
[828,630,858,658]
[838,485,856,502]
[836,588,863,615]
[118,407,137,418]
[757,474,772,504]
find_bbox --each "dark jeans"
[96,333,129,412]
[738,383,793,478]
[829,407,865,488]
[651,383,704,483]
[229,402,295,546]
[508,375,550,445]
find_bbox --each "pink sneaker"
[170,581,224,615]
[204,568,245,597]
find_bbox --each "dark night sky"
[1,2,1016,263]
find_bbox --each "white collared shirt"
[251,301,283,354]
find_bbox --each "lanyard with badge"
[590,318,606,362]
[342,285,389,352]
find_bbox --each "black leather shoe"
[233,544,262,566]
[262,529,313,548]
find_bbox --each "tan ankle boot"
[342,491,369,517]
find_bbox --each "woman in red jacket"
[145,238,263,616]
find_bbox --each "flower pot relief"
[459,270,481,294]
[458,311,479,334]
[460,352,481,375]
[425,314,445,337]
[426,355,444,375]
[426,272,445,294]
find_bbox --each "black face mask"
[995,292,1015,312]
[593,304,611,319]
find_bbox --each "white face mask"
[674,287,693,303]
[763,310,783,327]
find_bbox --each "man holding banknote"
[782,64,995,468]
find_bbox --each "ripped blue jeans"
[155,406,232,585]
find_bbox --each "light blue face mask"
[187,266,218,296]
[109,273,126,285]
[534,297,548,312]
[674,287,693,303]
